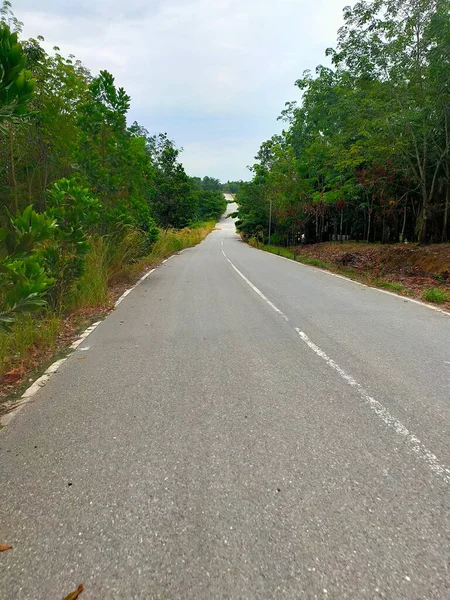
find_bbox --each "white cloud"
[12,0,346,180]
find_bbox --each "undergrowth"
[0,313,62,378]
[371,280,407,293]
[422,287,449,304]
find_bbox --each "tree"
[149,136,197,228]
[237,0,450,245]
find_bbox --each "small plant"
[422,287,449,304]
[373,279,406,293]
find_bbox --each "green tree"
[149,135,197,228]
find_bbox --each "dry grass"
[0,313,63,380]
[117,222,216,281]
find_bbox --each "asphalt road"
[1,198,449,599]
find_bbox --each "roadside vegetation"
[236,0,450,246]
[0,2,229,400]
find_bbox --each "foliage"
[237,0,450,245]
[42,178,101,307]
[0,205,55,331]
[222,180,242,194]
[195,190,227,222]
[148,135,197,228]
[422,286,449,303]
[0,19,35,132]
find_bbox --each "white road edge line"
[222,240,450,486]
[115,268,156,307]
[1,266,159,428]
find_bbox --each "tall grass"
[148,222,215,261]
[70,229,148,308]
[70,236,109,309]
[0,313,62,378]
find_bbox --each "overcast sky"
[12,0,347,182]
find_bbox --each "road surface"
[1,198,449,598]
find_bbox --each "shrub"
[422,287,449,304]
[103,196,159,249]
[43,178,102,308]
[0,206,55,331]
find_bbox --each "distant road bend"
[1,193,449,598]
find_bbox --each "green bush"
[422,287,449,304]
[103,196,159,249]
[0,206,55,331]
[43,178,102,308]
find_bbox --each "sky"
[12,0,347,182]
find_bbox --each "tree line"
[0,2,228,329]
[236,0,450,246]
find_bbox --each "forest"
[236,0,450,247]
[0,2,229,337]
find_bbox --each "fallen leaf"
[63,584,84,600]
[76,356,86,360]
[0,544,13,552]
[2,368,25,383]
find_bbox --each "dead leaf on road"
[0,544,13,551]
[63,583,84,600]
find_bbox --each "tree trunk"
[442,184,449,243]
[9,126,18,214]
[401,199,408,242]
[419,184,429,244]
